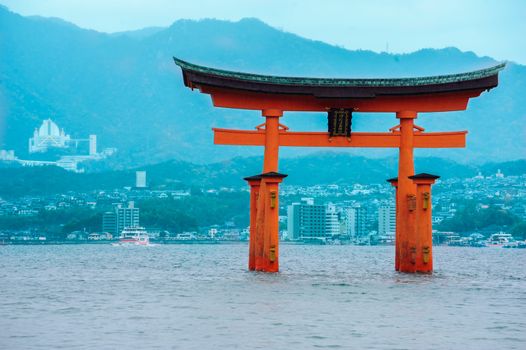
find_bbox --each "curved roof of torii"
[174,57,505,99]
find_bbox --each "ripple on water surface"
[0,245,525,350]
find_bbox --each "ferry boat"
[112,226,151,246]
[486,232,514,247]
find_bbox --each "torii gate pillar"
[244,175,262,271]
[262,109,282,172]
[410,173,439,273]
[247,109,287,273]
[397,111,417,273]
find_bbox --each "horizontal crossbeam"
[213,128,467,148]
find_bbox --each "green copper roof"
[174,57,505,88]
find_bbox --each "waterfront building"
[378,205,396,236]
[102,211,117,236]
[287,198,339,240]
[88,232,112,240]
[208,228,218,238]
[287,203,301,239]
[325,203,340,236]
[101,202,140,236]
[116,202,140,235]
[345,206,369,238]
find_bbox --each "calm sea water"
[1,244,525,350]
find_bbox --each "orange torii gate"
[174,58,504,273]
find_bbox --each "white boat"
[112,226,153,246]
[486,232,514,247]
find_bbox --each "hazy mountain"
[110,27,165,40]
[1,6,525,167]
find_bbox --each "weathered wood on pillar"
[397,111,418,273]
[409,173,440,273]
[387,177,399,271]
[255,110,286,273]
[244,174,262,271]
[253,172,287,272]
[262,109,282,173]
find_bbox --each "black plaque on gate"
[328,108,352,137]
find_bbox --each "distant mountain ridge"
[0,6,524,168]
[1,154,524,197]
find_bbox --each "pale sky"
[2,0,525,64]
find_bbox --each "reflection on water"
[1,245,525,349]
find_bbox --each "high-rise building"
[354,207,369,237]
[136,171,147,188]
[116,201,140,235]
[342,208,353,237]
[287,199,340,240]
[345,206,369,238]
[287,203,301,239]
[378,205,396,236]
[102,211,117,236]
[89,135,97,155]
[298,201,326,239]
[102,202,140,236]
[325,203,340,236]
